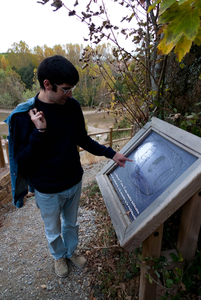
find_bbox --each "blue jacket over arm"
[4,97,36,208]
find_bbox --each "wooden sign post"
[139,224,164,300]
[177,189,201,263]
[139,189,201,300]
[96,117,201,300]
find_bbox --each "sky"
[0,0,141,53]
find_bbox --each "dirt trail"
[0,159,110,300]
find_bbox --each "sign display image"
[109,131,197,221]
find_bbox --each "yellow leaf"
[174,35,192,62]
[157,36,174,55]
[147,0,162,13]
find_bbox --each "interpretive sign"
[109,131,197,222]
[96,117,201,251]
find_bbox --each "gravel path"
[0,160,110,300]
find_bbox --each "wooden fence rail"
[79,125,134,151]
[0,125,134,166]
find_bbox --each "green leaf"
[159,3,181,24]
[186,114,196,119]
[194,28,201,46]
[138,254,143,261]
[178,252,183,262]
[175,267,182,276]
[155,270,161,278]
[178,0,188,4]
[166,278,174,288]
[170,253,179,262]
[158,1,200,60]
[153,100,163,107]
[159,2,200,43]
[174,276,180,284]
[148,276,153,284]
[195,0,201,9]
[159,0,176,14]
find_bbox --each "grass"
[0,112,9,122]
[85,112,114,129]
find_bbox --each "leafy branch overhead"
[37,0,63,11]
[148,0,201,61]
[34,0,201,136]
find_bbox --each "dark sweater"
[12,96,116,193]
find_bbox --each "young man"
[5,55,132,278]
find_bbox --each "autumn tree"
[1,56,9,71]
[65,43,83,66]
[7,41,33,69]
[17,63,35,90]
[32,45,45,66]
[53,44,66,57]
[0,68,24,108]
[7,41,36,91]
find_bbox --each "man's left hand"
[112,153,133,168]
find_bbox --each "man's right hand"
[28,108,47,131]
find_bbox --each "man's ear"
[43,79,53,91]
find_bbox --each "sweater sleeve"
[12,113,47,175]
[76,103,116,159]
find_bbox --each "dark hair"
[37,55,79,90]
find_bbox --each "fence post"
[5,140,9,163]
[130,125,134,139]
[0,136,6,168]
[109,126,113,148]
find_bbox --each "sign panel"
[96,118,201,251]
[109,131,197,222]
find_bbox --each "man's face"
[49,83,74,105]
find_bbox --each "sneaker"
[68,253,87,267]
[55,257,68,277]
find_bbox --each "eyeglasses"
[54,83,76,95]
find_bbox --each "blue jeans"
[35,181,82,260]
